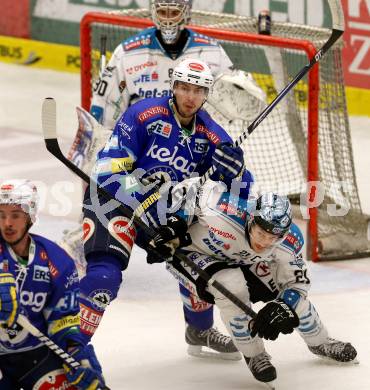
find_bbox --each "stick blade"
[42,97,57,140]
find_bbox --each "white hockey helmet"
[171,58,214,92]
[247,192,292,239]
[152,0,192,44]
[0,179,39,223]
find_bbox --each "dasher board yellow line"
[0,35,369,116]
[0,35,80,73]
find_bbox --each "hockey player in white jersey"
[148,180,358,386]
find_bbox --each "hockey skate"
[185,325,241,361]
[244,352,277,389]
[308,338,358,364]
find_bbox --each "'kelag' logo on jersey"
[147,120,172,138]
[146,143,197,177]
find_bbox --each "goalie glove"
[0,273,19,328]
[147,215,192,264]
[250,299,299,340]
[212,142,244,182]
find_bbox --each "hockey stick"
[138,0,345,203]
[99,35,107,75]
[41,97,256,319]
[16,314,110,390]
[198,0,345,185]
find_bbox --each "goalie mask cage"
[80,9,370,262]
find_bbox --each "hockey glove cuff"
[64,344,105,390]
[0,273,19,328]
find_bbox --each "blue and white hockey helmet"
[152,0,192,44]
[0,179,39,223]
[247,192,292,238]
[171,58,214,91]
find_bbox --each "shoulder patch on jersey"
[281,223,304,254]
[196,124,221,144]
[122,28,155,52]
[216,192,248,225]
[30,234,76,276]
[189,31,218,47]
[138,106,170,123]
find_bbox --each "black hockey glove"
[250,299,299,340]
[146,215,192,264]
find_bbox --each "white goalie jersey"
[177,179,310,297]
[90,26,233,129]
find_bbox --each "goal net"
[80,8,370,261]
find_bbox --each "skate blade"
[187,345,242,361]
[314,355,360,365]
[264,381,276,390]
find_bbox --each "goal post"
[80,8,370,262]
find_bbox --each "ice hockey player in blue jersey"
[0,180,106,390]
[62,0,264,361]
[148,179,358,387]
[80,57,253,360]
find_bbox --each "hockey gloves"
[250,299,299,340]
[0,272,19,328]
[212,142,244,182]
[147,215,192,264]
[65,344,106,390]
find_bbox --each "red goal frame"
[80,12,320,261]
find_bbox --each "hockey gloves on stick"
[64,344,106,390]
[212,142,244,181]
[250,299,299,340]
[0,273,19,328]
[147,215,192,264]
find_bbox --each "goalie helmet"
[247,192,292,238]
[171,58,214,92]
[152,0,192,44]
[0,179,39,223]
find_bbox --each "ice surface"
[1,62,370,389]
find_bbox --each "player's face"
[156,6,183,23]
[0,204,30,245]
[173,82,207,120]
[249,224,280,253]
